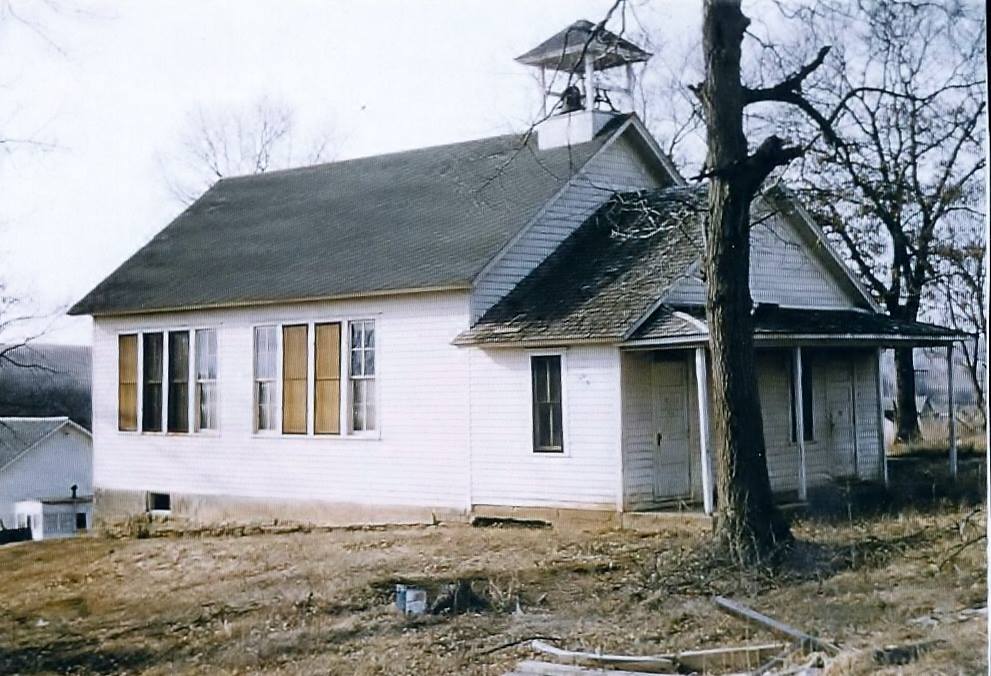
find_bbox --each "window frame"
[347,319,378,436]
[194,328,219,433]
[116,326,219,436]
[250,318,378,440]
[253,325,281,434]
[528,351,568,455]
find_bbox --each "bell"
[559,85,584,115]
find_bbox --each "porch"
[619,305,963,515]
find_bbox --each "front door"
[652,358,692,499]
[826,363,856,477]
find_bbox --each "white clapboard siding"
[92,291,472,510]
[469,345,621,509]
[0,424,92,527]
[471,133,666,321]
[665,214,856,309]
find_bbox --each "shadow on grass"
[0,642,158,675]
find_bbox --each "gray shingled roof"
[631,305,961,345]
[0,417,68,471]
[454,186,704,346]
[70,119,630,317]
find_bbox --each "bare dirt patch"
[0,476,985,674]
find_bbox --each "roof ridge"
[216,131,531,184]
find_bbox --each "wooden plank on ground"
[673,643,788,672]
[531,641,676,673]
[511,660,672,676]
[713,596,840,655]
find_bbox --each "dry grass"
[0,478,985,674]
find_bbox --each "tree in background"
[772,0,986,442]
[160,97,336,205]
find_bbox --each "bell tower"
[515,19,652,150]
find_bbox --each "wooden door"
[652,359,692,499]
[826,364,856,477]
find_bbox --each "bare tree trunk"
[893,347,921,442]
[699,0,791,562]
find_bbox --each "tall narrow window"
[195,329,218,431]
[254,326,278,431]
[531,355,563,452]
[118,334,138,431]
[315,322,342,434]
[282,324,308,434]
[790,353,815,442]
[349,320,375,432]
[167,331,190,433]
[142,333,164,432]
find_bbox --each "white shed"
[15,494,93,540]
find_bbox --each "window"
[349,320,376,432]
[282,324,308,434]
[75,513,87,530]
[142,333,164,432]
[254,326,278,431]
[315,323,342,434]
[531,355,563,452]
[168,331,190,433]
[790,352,815,442]
[195,329,218,431]
[147,492,171,512]
[118,334,138,431]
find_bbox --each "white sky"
[1,1,701,345]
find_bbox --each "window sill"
[250,432,382,441]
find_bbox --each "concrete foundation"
[94,489,715,534]
[94,488,466,529]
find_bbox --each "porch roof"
[626,305,963,347]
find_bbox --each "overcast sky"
[0,1,701,345]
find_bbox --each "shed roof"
[70,118,630,317]
[0,417,70,471]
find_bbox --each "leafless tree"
[938,233,987,427]
[160,97,336,205]
[768,0,987,442]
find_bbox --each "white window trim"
[193,328,220,435]
[250,318,380,440]
[252,324,281,435]
[117,326,220,437]
[527,349,569,457]
[346,319,381,439]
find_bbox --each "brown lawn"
[0,459,985,675]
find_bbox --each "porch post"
[694,347,714,515]
[876,348,888,486]
[792,347,808,501]
[947,343,957,479]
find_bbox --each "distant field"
[0,464,985,675]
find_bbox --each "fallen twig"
[478,635,562,656]
[531,640,676,673]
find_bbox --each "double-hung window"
[195,329,218,431]
[349,320,376,432]
[118,334,139,431]
[281,324,309,434]
[531,355,564,452]
[142,333,164,432]
[254,326,278,432]
[315,323,342,434]
[167,330,190,433]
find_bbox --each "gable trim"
[0,418,91,475]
